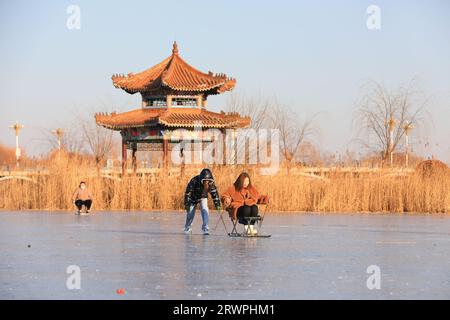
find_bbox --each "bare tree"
[62,127,85,154]
[354,79,430,164]
[268,102,320,173]
[297,141,322,166]
[0,142,16,166]
[77,111,115,171]
[226,92,271,130]
[225,92,272,165]
[38,124,85,156]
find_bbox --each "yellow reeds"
[0,161,449,213]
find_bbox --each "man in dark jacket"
[184,168,221,235]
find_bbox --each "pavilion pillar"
[222,129,227,166]
[180,148,185,178]
[163,137,169,171]
[121,138,127,176]
[196,95,202,108]
[132,144,137,175]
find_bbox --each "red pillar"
[132,146,137,175]
[121,138,127,176]
[163,138,169,171]
[222,129,226,166]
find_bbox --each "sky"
[0,0,449,162]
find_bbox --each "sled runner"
[228,215,271,238]
[75,207,91,215]
[214,203,271,238]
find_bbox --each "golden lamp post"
[387,115,396,167]
[52,128,64,160]
[9,122,24,168]
[403,122,414,167]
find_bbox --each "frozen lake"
[0,211,449,299]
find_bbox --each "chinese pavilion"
[95,42,250,174]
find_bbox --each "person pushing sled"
[184,168,222,235]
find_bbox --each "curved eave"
[110,44,236,94]
[95,109,250,131]
[94,111,160,130]
[161,78,236,94]
[112,76,236,95]
[159,118,250,129]
[96,120,250,130]
[95,121,149,130]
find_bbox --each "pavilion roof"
[95,107,250,130]
[111,42,236,95]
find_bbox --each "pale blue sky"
[1,0,449,162]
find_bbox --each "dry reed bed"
[0,164,449,213]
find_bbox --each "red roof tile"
[111,42,236,94]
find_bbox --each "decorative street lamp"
[52,128,64,160]
[9,122,24,168]
[387,115,396,166]
[403,122,414,167]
